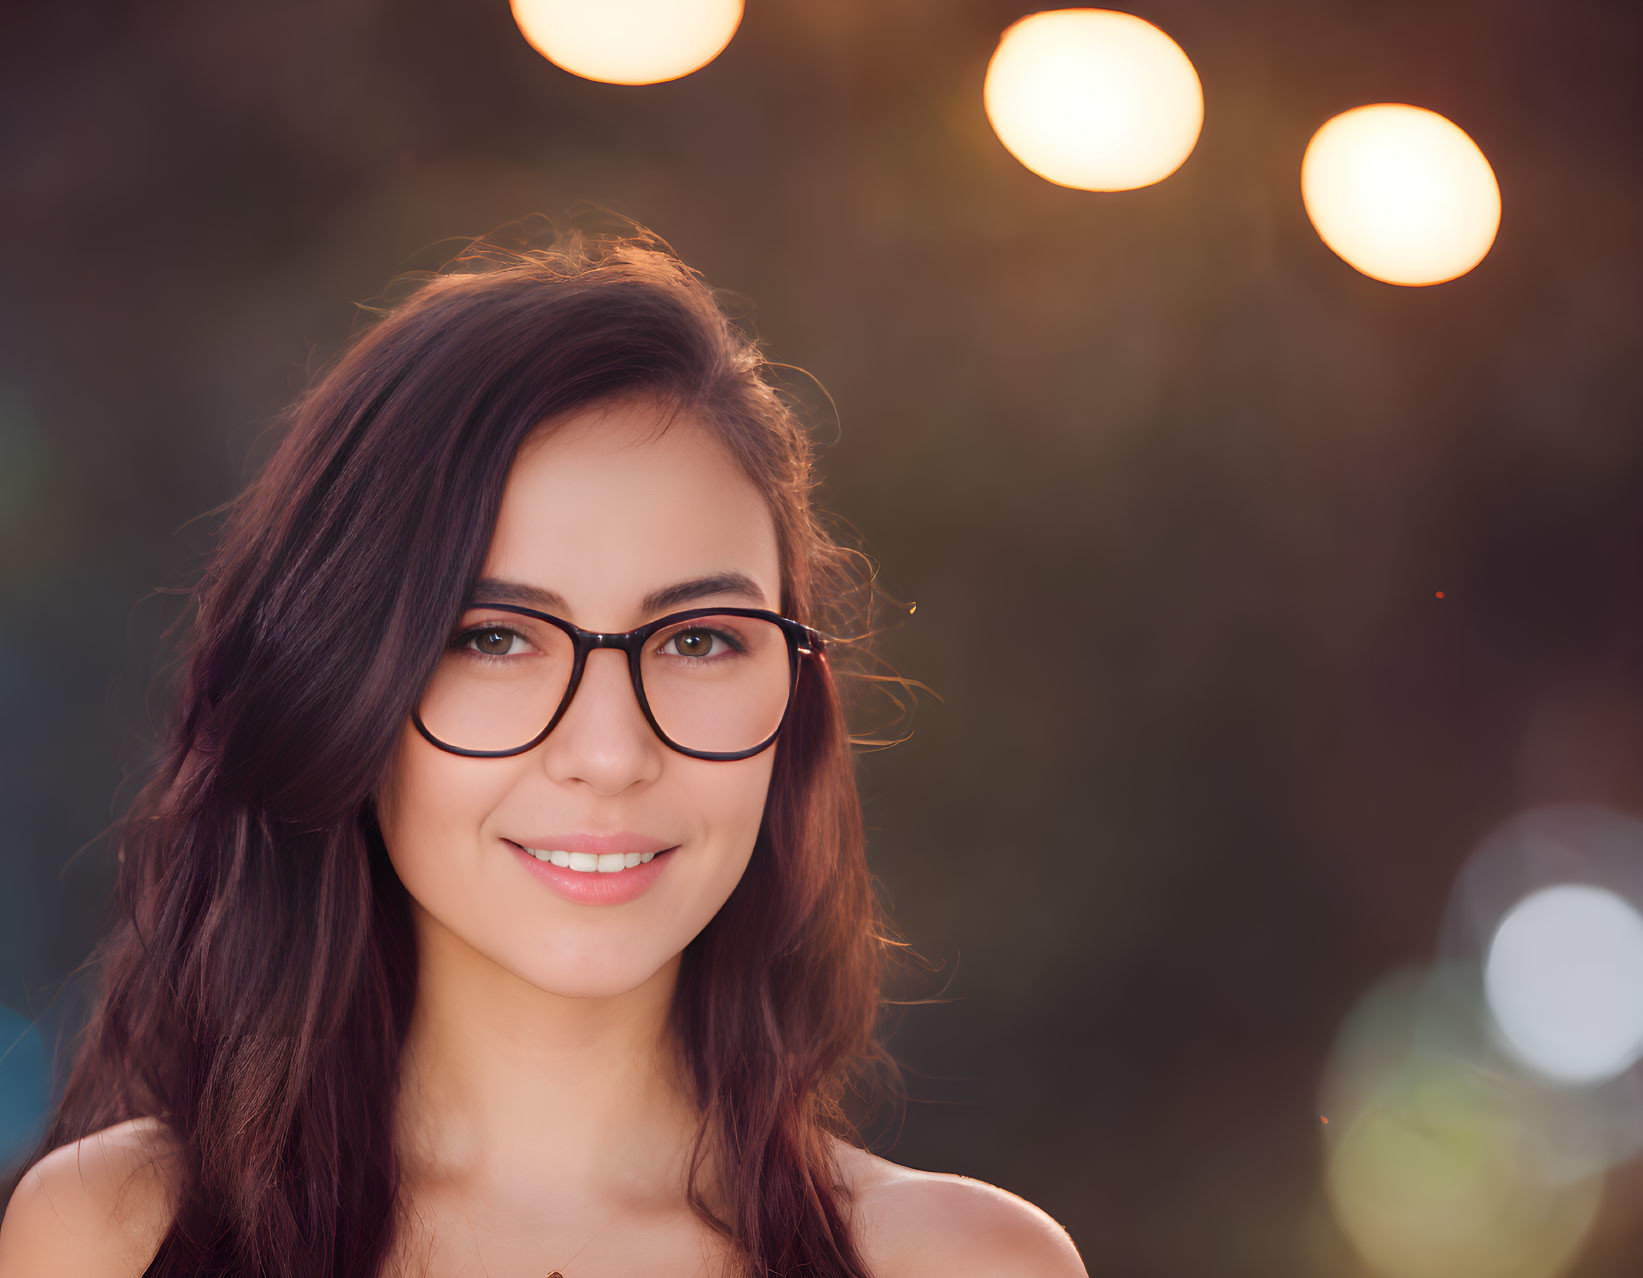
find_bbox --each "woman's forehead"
[482,407,780,625]
[507,400,749,508]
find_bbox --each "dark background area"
[3,2,1642,1274]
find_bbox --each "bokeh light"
[1327,1062,1602,1278]
[1485,884,1643,1085]
[509,0,744,86]
[0,1005,50,1172]
[1320,968,1605,1278]
[1438,806,1643,1175]
[983,9,1203,192]
[1301,103,1501,286]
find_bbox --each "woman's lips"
[505,839,678,905]
[506,831,676,857]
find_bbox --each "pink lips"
[507,831,676,858]
[505,838,678,906]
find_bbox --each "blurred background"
[3,1,1642,1275]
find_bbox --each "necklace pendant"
[546,1272,564,1278]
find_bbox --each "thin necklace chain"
[537,1207,716,1277]
[540,1201,622,1277]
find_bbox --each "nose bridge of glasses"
[573,633,640,684]
[583,628,641,651]
[565,635,647,713]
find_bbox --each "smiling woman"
[0,223,1087,1278]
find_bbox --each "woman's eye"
[465,627,520,657]
[667,629,720,658]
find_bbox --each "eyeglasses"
[412,601,828,761]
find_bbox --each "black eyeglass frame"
[412,601,829,761]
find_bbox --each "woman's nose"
[538,646,663,787]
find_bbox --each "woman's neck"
[393,902,707,1213]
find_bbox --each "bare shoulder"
[0,1116,184,1278]
[829,1138,1088,1278]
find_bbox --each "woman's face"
[376,397,784,999]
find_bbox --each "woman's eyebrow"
[469,572,768,616]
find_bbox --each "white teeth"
[520,846,659,873]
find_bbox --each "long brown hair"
[6,219,930,1276]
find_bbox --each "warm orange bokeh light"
[1301,104,1501,286]
[509,0,743,86]
[983,9,1203,192]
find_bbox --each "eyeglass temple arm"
[798,623,833,654]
